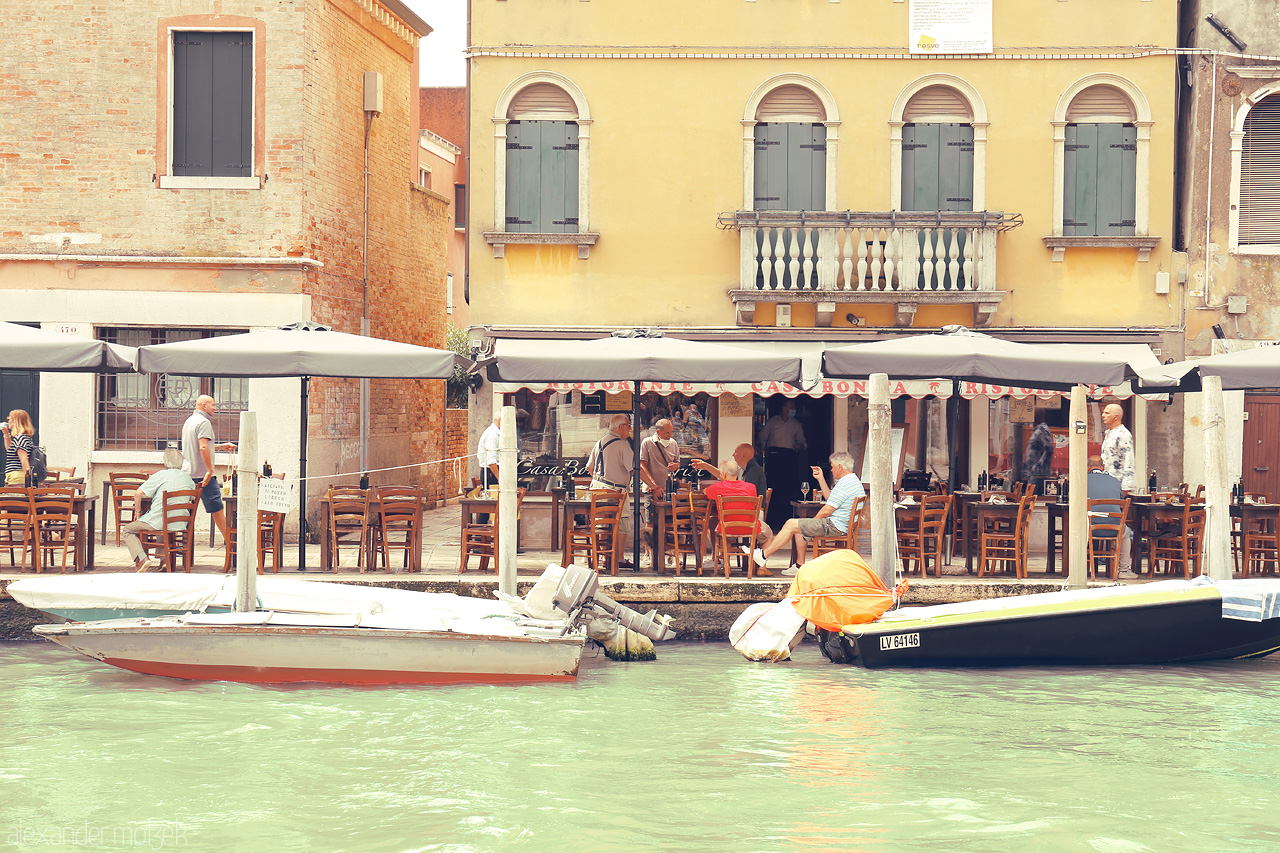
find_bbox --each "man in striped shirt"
[746,451,863,577]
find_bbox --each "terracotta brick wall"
[444,407,471,498]
[302,0,448,508]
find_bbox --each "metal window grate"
[95,327,249,450]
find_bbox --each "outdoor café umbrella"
[136,323,464,568]
[822,325,1170,586]
[0,321,136,372]
[481,330,808,569]
[1136,344,1280,581]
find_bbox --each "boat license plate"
[879,632,920,651]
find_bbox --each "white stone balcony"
[719,210,1020,326]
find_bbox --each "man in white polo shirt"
[746,451,863,577]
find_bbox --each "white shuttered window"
[1240,96,1280,245]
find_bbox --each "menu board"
[909,0,993,54]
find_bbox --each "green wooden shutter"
[547,122,579,233]
[902,123,939,211]
[173,32,251,177]
[505,121,538,232]
[938,124,974,212]
[753,123,787,211]
[1064,123,1135,236]
[1096,124,1136,236]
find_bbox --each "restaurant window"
[987,395,1128,487]
[96,327,249,450]
[509,389,716,488]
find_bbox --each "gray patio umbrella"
[822,325,1157,391]
[136,323,464,568]
[481,330,807,569]
[822,325,1170,586]
[1137,344,1280,392]
[1136,344,1280,581]
[1,321,136,372]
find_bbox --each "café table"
[1231,501,1280,574]
[950,491,984,562]
[1129,498,1190,575]
[321,490,427,572]
[789,500,825,565]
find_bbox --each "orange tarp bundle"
[786,550,907,631]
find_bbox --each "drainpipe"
[362,73,383,475]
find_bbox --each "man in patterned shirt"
[1100,403,1135,494]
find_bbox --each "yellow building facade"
[466,0,1185,529]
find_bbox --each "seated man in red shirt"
[702,460,773,571]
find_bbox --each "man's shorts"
[201,477,225,514]
[796,516,842,540]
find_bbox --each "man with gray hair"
[702,459,773,569]
[586,413,636,568]
[746,451,863,576]
[122,448,198,572]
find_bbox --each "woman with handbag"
[2,409,36,486]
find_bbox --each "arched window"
[752,84,828,212]
[1062,85,1138,236]
[504,83,580,233]
[900,85,975,213]
[1237,94,1280,246]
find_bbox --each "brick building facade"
[0,0,451,534]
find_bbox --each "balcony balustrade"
[718,210,1020,326]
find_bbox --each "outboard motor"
[552,565,677,659]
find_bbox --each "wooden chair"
[1242,505,1280,578]
[0,488,33,571]
[370,485,424,572]
[109,472,150,546]
[564,489,627,574]
[1233,496,1275,573]
[460,488,528,574]
[898,494,952,577]
[328,487,371,571]
[661,490,708,575]
[979,492,1037,578]
[711,492,762,578]
[45,465,76,482]
[812,494,869,559]
[138,488,201,572]
[1148,503,1206,579]
[1086,498,1130,580]
[28,486,79,573]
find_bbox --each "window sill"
[1230,244,1280,256]
[730,288,1007,327]
[1042,235,1161,262]
[159,175,262,190]
[482,231,599,259]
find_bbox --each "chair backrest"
[46,465,76,481]
[329,487,370,519]
[1088,498,1127,539]
[1012,481,1026,497]
[590,489,626,529]
[714,493,761,536]
[849,494,869,529]
[159,489,201,532]
[921,494,951,533]
[0,488,30,522]
[374,485,423,520]
[1016,492,1038,536]
[762,487,773,518]
[29,486,76,520]
[1186,506,1207,543]
[110,472,149,500]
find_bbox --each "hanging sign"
[258,477,296,514]
[909,0,993,54]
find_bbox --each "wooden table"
[950,491,984,562]
[1231,502,1280,574]
[1129,499,1190,575]
[321,492,426,572]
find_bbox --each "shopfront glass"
[987,395,1128,490]
[507,389,716,488]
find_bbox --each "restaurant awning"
[491,341,1166,401]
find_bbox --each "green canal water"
[3,641,1279,852]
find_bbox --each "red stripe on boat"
[103,658,578,685]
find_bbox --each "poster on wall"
[909,0,993,54]
[718,394,754,418]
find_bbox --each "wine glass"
[800,481,811,502]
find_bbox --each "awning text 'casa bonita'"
[493,379,1150,400]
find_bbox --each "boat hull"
[821,583,1280,668]
[35,621,584,685]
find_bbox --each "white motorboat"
[29,565,676,685]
